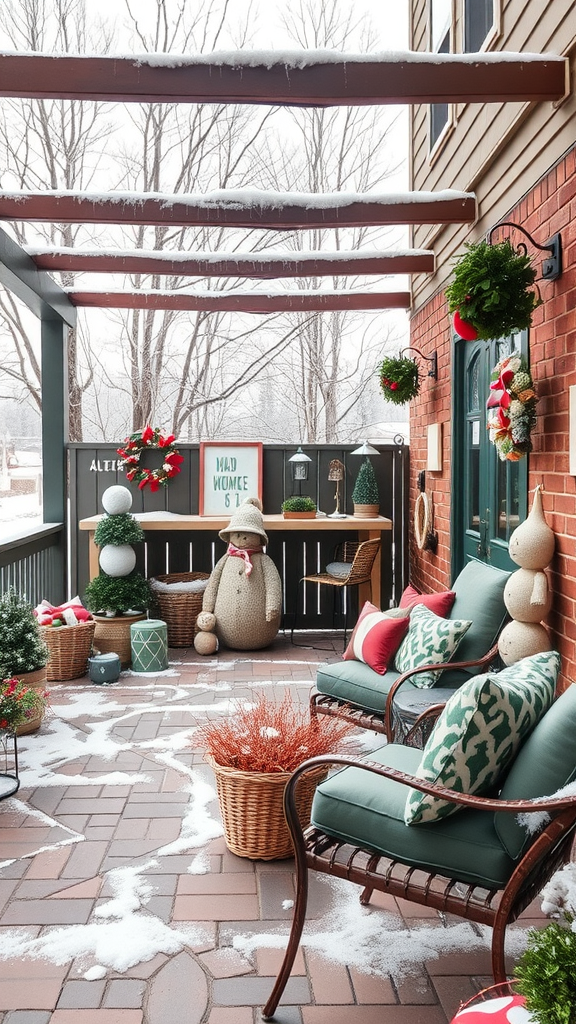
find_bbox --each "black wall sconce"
[401,346,438,380]
[487,222,562,281]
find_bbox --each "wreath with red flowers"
[116,426,184,492]
[486,354,537,462]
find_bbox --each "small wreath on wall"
[116,425,184,492]
[486,354,537,462]
[414,492,431,551]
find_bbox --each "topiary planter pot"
[353,504,379,519]
[282,511,317,519]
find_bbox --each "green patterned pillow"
[404,650,560,825]
[393,603,472,688]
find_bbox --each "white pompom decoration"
[102,485,133,515]
[99,544,137,577]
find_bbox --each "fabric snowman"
[196,497,282,651]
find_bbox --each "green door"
[452,332,528,575]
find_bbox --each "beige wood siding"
[410,0,576,312]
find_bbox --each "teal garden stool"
[130,618,169,673]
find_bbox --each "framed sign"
[199,442,263,516]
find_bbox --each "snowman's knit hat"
[219,497,269,544]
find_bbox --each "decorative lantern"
[288,447,313,496]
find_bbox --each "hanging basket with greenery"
[446,239,542,341]
[378,355,420,405]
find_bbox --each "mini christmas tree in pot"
[352,456,380,519]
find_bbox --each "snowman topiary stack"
[84,486,151,617]
[498,485,554,665]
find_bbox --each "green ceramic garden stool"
[130,618,169,673]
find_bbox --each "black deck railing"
[0,524,66,607]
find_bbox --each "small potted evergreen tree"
[352,459,380,519]
[0,588,49,733]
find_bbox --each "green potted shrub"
[352,459,380,518]
[281,496,317,519]
[0,588,48,682]
[514,916,576,1024]
[0,588,49,734]
[446,239,542,341]
[378,354,420,405]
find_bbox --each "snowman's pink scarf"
[227,543,263,576]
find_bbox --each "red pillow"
[399,585,456,617]
[343,601,410,675]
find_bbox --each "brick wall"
[409,143,576,690]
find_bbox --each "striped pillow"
[343,602,410,675]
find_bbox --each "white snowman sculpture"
[498,485,555,665]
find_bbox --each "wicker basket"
[41,619,96,682]
[92,614,146,668]
[208,756,327,860]
[150,572,210,647]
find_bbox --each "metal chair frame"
[262,753,576,1020]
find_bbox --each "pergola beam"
[0,227,76,326]
[0,190,476,228]
[0,51,567,105]
[29,247,435,277]
[67,290,412,312]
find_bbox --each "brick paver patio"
[0,632,550,1023]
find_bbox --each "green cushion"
[316,658,403,714]
[394,604,472,689]
[495,683,576,859]
[404,651,559,825]
[311,743,516,889]
[442,561,510,685]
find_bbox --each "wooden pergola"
[0,47,568,529]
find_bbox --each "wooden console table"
[79,512,392,607]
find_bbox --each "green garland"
[378,355,420,405]
[446,239,541,340]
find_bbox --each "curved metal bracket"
[487,221,562,282]
[401,346,438,380]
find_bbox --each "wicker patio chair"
[262,683,576,1020]
[292,537,381,645]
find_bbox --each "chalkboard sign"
[199,442,263,516]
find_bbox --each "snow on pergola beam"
[66,290,412,312]
[0,51,567,105]
[0,189,476,228]
[29,247,435,277]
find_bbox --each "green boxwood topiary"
[281,496,317,512]
[352,459,379,506]
[94,513,145,547]
[445,239,541,340]
[84,573,151,616]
